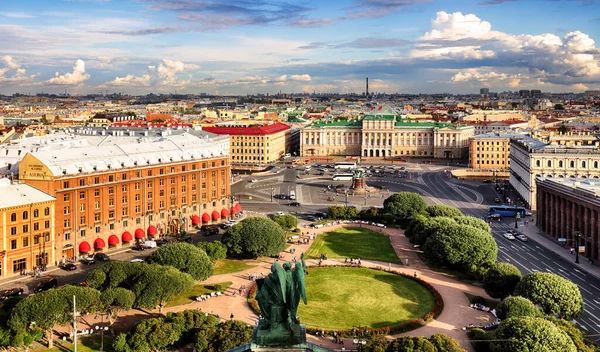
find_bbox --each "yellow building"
[468,132,526,169]
[203,123,294,168]
[0,178,55,278]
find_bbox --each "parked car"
[179,236,193,243]
[250,179,258,183]
[34,278,58,293]
[201,225,220,236]
[276,211,285,216]
[502,232,516,240]
[494,198,501,203]
[288,202,301,207]
[305,215,318,221]
[142,240,157,248]
[0,287,24,300]
[516,234,528,242]
[132,244,147,251]
[93,253,110,262]
[130,259,145,263]
[62,263,78,271]
[316,212,327,218]
[80,257,96,265]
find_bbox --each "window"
[182,165,186,172]
[559,160,564,167]
[108,187,114,194]
[182,176,186,182]
[135,205,140,214]
[79,179,85,186]
[570,160,575,168]
[94,177,100,184]
[64,194,70,202]
[95,213,101,222]
[94,189,100,197]
[122,173,127,180]
[11,240,17,250]
[65,233,70,240]
[36,253,48,267]
[108,175,114,182]
[122,196,128,204]
[582,161,587,168]
[80,229,86,237]
[159,168,164,175]
[122,185,127,192]
[13,258,26,272]
[22,211,28,220]
[10,213,16,222]
[170,177,175,184]
[95,201,100,210]
[159,179,165,186]
[109,211,115,219]
[63,181,69,189]
[80,204,85,212]
[79,191,85,199]
[536,160,541,167]
[10,227,16,235]
[148,192,153,199]
[34,236,39,245]
[22,237,28,247]
[159,190,164,197]
[34,222,39,231]
[547,160,552,167]
[64,219,70,228]
[80,216,86,225]
[192,174,196,181]
[147,181,152,188]
[108,198,115,207]
[122,208,128,217]
[64,207,70,215]
[135,194,140,201]
[44,220,50,229]
[135,182,140,190]
[148,170,153,176]
[33,209,39,218]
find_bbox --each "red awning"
[221,209,229,218]
[108,234,120,246]
[212,210,220,220]
[94,238,106,249]
[147,225,158,236]
[202,213,211,223]
[122,231,133,242]
[230,206,236,215]
[191,215,201,225]
[79,241,91,253]
[134,228,145,239]
[235,203,242,212]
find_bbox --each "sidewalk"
[517,221,600,281]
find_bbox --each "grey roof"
[470,132,528,140]
[512,136,548,151]
[0,178,55,208]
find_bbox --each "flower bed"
[246,265,444,337]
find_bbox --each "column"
[560,197,566,240]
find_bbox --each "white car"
[276,211,285,216]
[250,179,258,183]
[502,232,516,240]
[130,258,145,263]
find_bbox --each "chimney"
[366,77,369,97]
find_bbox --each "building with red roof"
[203,123,295,168]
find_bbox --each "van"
[142,240,157,248]
[289,190,296,200]
[283,153,291,159]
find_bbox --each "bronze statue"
[254,254,307,345]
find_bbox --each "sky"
[1,0,600,95]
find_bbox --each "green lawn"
[306,227,402,264]
[298,267,434,330]
[165,281,232,307]
[41,336,114,352]
[213,258,259,275]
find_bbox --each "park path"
[60,224,493,352]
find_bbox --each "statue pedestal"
[252,320,306,347]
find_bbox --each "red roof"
[203,123,290,136]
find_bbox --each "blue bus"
[488,205,528,217]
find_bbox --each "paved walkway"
[59,224,494,351]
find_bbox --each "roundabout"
[297,266,436,332]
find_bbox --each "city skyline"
[1,0,600,95]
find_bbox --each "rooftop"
[470,132,529,140]
[0,178,55,208]
[538,177,600,199]
[202,122,290,136]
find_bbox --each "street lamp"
[515,212,520,229]
[270,187,274,203]
[574,229,582,264]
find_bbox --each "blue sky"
[1,0,600,95]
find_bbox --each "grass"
[306,227,402,264]
[213,258,259,275]
[41,336,115,352]
[165,281,232,307]
[297,267,434,330]
[464,292,499,310]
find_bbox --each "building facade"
[203,123,294,167]
[0,178,55,278]
[536,178,600,261]
[510,136,600,210]
[18,128,234,262]
[300,114,474,159]
[468,133,526,170]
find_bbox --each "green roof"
[363,113,399,121]
[309,119,363,128]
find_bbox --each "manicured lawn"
[165,281,232,307]
[298,267,434,330]
[306,227,402,264]
[213,258,259,275]
[42,336,114,351]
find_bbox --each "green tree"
[130,264,194,313]
[426,204,462,218]
[383,192,427,220]
[514,272,584,319]
[126,317,182,352]
[388,336,436,352]
[492,317,576,352]
[222,217,286,258]
[545,317,597,352]
[272,214,298,230]
[423,223,497,269]
[100,288,136,326]
[427,334,466,352]
[555,104,565,111]
[9,290,68,348]
[454,216,491,234]
[148,242,214,280]
[412,216,457,246]
[483,262,522,299]
[361,335,389,352]
[197,241,228,261]
[204,320,253,352]
[496,296,541,320]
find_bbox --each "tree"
[130,264,194,313]
[361,335,389,352]
[222,217,286,258]
[148,242,214,280]
[197,241,227,261]
[426,204,462,218]
[427,334,466,352]
[100,288,136,326]
[496,296,541,320]
[555,104,565,111]
[423,223,497,269]
[272,214,298,230]
[492,317,576,352]
[454,216,491,234]
[327,205,358,220]
[483,262,522,299]
[204,320,253,352]
[514,272,584,319]
[383,192,427,220]
[545,317,597,352]
[388,336,436,352]
[9,290,68,349]
[125,317,182,352]
[412,216,457,246]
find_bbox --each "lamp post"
[574,229,582,264]
[515,212,520,229]
[271,187,274,203]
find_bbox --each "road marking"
[574,268,586,276]
[580,286,594,295]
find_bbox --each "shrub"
[492,317,576,352]
[148,242,214,280]
[383,192,427,220]
[197,241,227,261]
[426,204,462,218]
[496,296,540,320]
[514,272,583,319]
[467,328,490,352]
[221,217,286,258]
[483,262,521,299]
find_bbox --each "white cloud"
[46,59,90,85]
[450,68,524,87]
[100,59,200,89]
[0,56,37,85]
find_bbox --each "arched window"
[33,209,39,218]
[10,213,16,222]
[44,207,50,216]
[22,211,28,220]
[536,160,541,167]
[582,161,587,168]
[594,161,599,169]
[570,161,575,168]
[547,160,552,167]
[559,160,564,168]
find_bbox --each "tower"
[366,77,369,97]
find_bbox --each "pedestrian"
[571,248,575,255]
[589,257,593,264]
[414,271,418,278]
[230,313,234,320]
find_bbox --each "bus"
[335,162,357,170]
[488,205,529,217]
[332,173,354,181]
